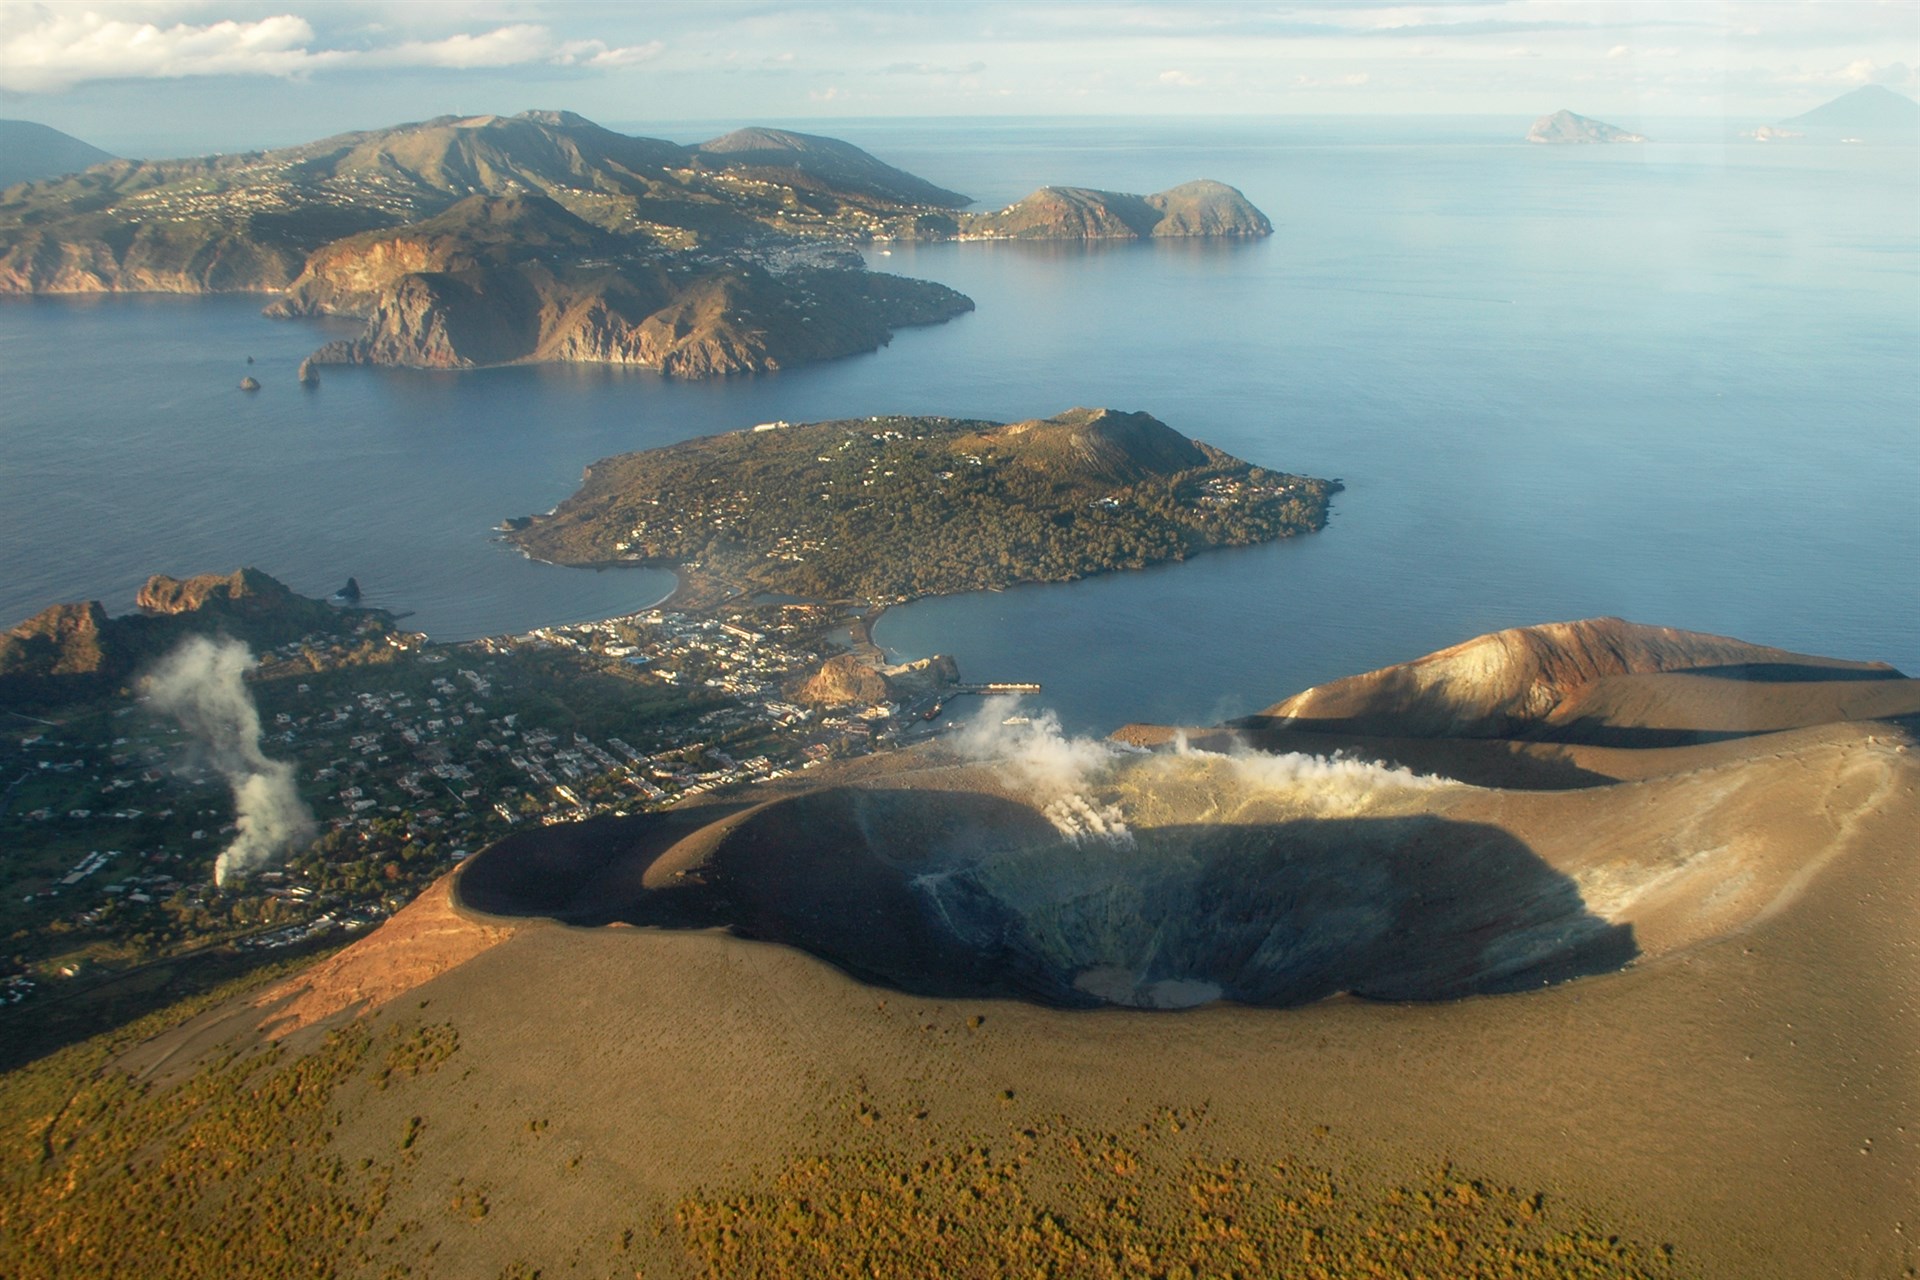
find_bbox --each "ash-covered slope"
[25,621,1914,1280]
[1243,617,1906,741]
[453,619,1919,1014]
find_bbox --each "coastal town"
[0,594,972,1044]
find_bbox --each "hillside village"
[0,594,958,1049]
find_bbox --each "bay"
[1,117,1914,732]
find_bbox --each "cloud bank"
[0,7,661,92]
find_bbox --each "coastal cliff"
[961,180,1271,240]
[304,261,972,376]
[0,110,1270,376]
[1,569,386,705]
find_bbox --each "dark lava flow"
[456,786,1635,1009]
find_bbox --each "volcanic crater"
[457,757,1636,1010]
[455,617,1919,1015]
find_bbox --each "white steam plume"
[1161,730,1456,817]
[146,636,316,886]
[949,697,1131,795]
[951,697,1139,845]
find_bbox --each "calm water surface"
[2,118,1914,731]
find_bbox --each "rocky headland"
[0,110,1269,376]
[957,179,1271,240]
[0,568,386,705]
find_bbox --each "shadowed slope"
[459,781,1635,1009]
[697,127,970,208]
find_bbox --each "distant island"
[1526,110,1647,145]
[1755,84,1920,143]
[0,111,1271,378]
[506,407,1338,602]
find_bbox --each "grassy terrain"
[0,966,1688,1280]
[676,1107,1686,1279]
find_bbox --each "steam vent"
[456,618,1920,1012]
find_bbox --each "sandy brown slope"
[181,720,1913,1280]
[52,623,1920,1280]
[1245,617,1901,740]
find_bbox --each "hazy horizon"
[2,1,1914,157]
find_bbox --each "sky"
[3,1,1917,156]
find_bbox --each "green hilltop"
[507,408,1338,602]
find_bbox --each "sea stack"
[335,577,362,603]
[239,376,260,392]
[297,357,319,387]
[1526,110,1647,144]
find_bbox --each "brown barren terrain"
[18,619,1914,1279]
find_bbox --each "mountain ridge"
[0,109,1269,377]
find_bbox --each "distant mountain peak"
[512,109,598,129]
[1779,84,1919,140]
[0,119,115,189]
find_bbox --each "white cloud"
[1293,70,1373,88]
[371,24,554,70]
[0,7,661,91]
[1158,68,1204,86]
[1839,57,1916,87]
[366,25,660,71]
[0,10,338,90]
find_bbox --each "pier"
[901,681,1044,727]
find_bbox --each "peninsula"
[505,408,1338,601]
[0,111,1271,377]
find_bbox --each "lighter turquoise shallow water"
[2,118,1914,731]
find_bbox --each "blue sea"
[2,117,1914,732]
